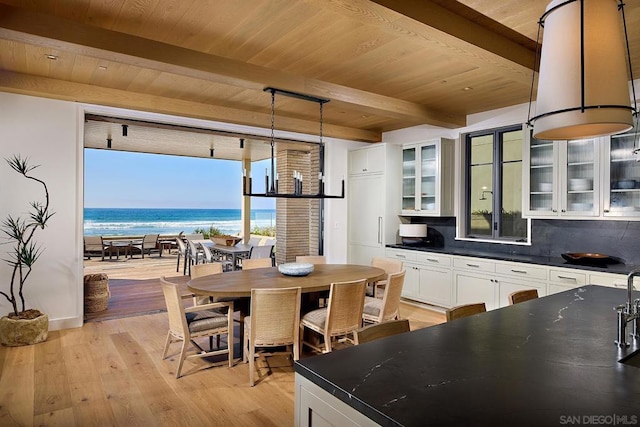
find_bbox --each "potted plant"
[0,155,54,346]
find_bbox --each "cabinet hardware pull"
[511,269,527,274]
[557,275,577,281]
[561,209,566,212]
[552,209,557,213]
[396,255,406,259]
[427,258,439,263]
[604,209,610,213]
[377,217,382,244]
[466,263,480,268]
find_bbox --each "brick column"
[275,145,321,264]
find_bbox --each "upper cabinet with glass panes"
[604,131,640,217]
[520,128,640,220]
[401,138,455,216]
[523,132,602,218]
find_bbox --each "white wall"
[0,92,83,330]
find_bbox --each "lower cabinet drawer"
[549,268,586,285]
[495,262,548,281]
[386,249,417,262]
[453,257,495,273]
[416,252,452,267]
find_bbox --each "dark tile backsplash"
[404,217,640,265]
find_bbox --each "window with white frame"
[461,125,530,242]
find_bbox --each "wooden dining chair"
[370,257,403,298]
[445,302,487,322]
[508,289,539,305]
[241,258,273,270]
[160,276,233,378]
[362,270,406,324]
[300,279,367,353]
[354,319,410,345]
[243,287,301,386]
[295,255,326,264]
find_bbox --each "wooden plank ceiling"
[1,0,639,156]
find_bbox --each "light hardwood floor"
[0,255,445,426]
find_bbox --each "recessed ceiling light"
[98,65,107,71]
[45,54,58,60]
[463,87,473,91]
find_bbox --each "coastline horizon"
[84,207,275,237]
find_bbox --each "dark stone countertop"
[386,244,640,275]
[295,286,640,426]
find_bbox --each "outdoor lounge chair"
[132,234,162,258]
[84,236,109,260]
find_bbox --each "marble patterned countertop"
[295,286,640,426]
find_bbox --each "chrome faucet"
[615,269,640,347]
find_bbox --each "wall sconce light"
[106,138,112,149]
[527,0,636,140]
[122,124,128,137]
[239,138,244,149]
[210,148,215,158]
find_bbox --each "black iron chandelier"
[242,87,345,199]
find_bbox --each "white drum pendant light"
[529,0,635,140]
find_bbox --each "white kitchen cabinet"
[453,257,548,310]
[348,144,401,264]
[402,261,421,300]
[588,272,627,290]
[523,133,602,218]
[454,271,497,311]
[546,267,585,295]
[387,249,453,307]
[603,131,640,217]
[401,138,455,216]
[348,144,385,175]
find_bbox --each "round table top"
[187,264,386,297]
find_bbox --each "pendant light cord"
[619,0,640,154]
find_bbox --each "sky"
[84,149,276,210]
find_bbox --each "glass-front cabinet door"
[524,134,600,217]
[527,136,558,215]
[562,138,600,217]
[401,139,454,216]
[402,146,417,211]
[605,131,640,217]
[420,144,438,212]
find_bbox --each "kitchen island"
[295,285,640,426]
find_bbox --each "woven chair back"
[326,279,367,337]
[379,270,406,322]
[191,262,223,279]
[250,287,301,346]
[160,277,188,338]
[242,258,272,270]
[371,256,403,275]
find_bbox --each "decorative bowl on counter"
[561,252,618,265]
[278,262,314,276]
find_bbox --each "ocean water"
[84,208,275,237]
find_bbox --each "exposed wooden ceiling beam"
[0,71,381,142]
[369,0,538,70]
[0,4,465,129]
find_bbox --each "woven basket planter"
[84,273,110,313]
[0,312,49,346]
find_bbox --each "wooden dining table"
[187,264,386,298]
